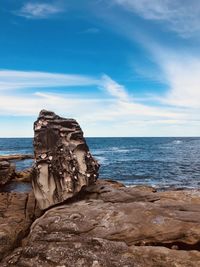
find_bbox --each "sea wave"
[172,140,182,144]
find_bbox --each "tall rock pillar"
[32,110,99,210]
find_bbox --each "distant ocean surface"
[0,137,200,189]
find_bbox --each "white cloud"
[0,70,98,90]
[157,56,200,109]
[94,2,200,125]
[0,92,104,116]
[100,74,129,101]
[129,43,200,121]
[0,69,198,136]
[0,70,182,121]
[16,2,64,19]
[113,0,200,37]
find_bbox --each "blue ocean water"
[0,137,200,189]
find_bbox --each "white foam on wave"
[110,147,141,153]
[172,140,182,144]
[92,147,140,155]
[95,156,109,165]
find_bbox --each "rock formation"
[0,161,14,185]
[2,111,200,266]
[32,110,99,210]
[2,179,200,267]
[15,168,32,183]
[0,191,41,261]
[0,154,33,161]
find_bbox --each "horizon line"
[0,136,199,138]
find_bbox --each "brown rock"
[15,168,32,183]
[0,161,15,185]
[128,246,200,267]
[0,191,41,261]
[82,179,160,203]
[32,110,99,210]
[0,154,33,162]
[3,180,200,266]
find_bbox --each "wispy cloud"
[0,92,105,116]
[0,70,98,90]
[113,0,200,37]
[0,69,197,136]
[16,2,64,19]
[0,70,187,119]
[93,2,200,123]
[156,55,200,110]
[100,74,129,101]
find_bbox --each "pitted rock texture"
[32,110,99,210]
[0,161,15,185]
[3,180,200,267]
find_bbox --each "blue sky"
[0,0,200,137]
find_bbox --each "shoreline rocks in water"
[0,154,33,162]
[0,155,33,185]
[32,110,99,210]
[15,168,32,183]
[0,161,15,185]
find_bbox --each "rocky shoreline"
[0,110,200,267]
[0,154,33,162]
[1,178,200,266]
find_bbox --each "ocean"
[0,137,200,189]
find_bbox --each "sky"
[0,0,200,137]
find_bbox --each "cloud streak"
[100,74,129,101]
[157,55,200,110]
[16,2,64,19]
[113,0,200,37]
[0,70,183,120]
[94,1,200,122]
[0,69,197,136]
[0,70,99,90]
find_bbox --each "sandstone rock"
[0,161,15,185]
[0,154,33,161]
[128,246,200,267]
[15,168,32,183]
[3,180,200,266]
[0,191,41,261]
[32,110,99,210]
[3,240,200,267]
[82,179,160,203]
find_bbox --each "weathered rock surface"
[0,161,15,185]
[32,110,99,210]
[0,154,34,184]
[0,191,41,262]
[0,154,33,162]
[3,179,200,267]
[15,168,32,183]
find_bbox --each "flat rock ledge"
[2,179,200,267]
[0,155,33,162]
